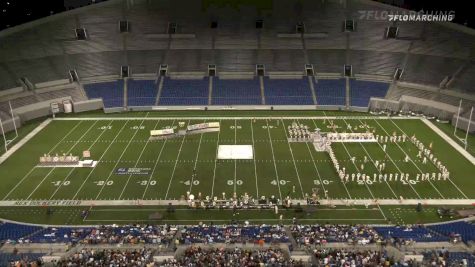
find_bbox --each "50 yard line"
[189,119,206,193]
[250,119,259,198]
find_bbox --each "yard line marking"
[310,118,352,199]
[265,119,283,200]
[357,119,421,199]
[342,119,398,199]
[26,120,100,199]
[141,120,176,199]
[210,120,222,198]
[322,111,387,221]
[50,120,114,200]
[234,119,237,193]
[119,119,161,199]
[296,119,335,199]
[164,120,191,199]
[72,121,130,199]
[280,119,304,198]
[374,119,445,199]
[95,117,150,200]
[389,119,468,199]
[2,120,84,200]
[250,119,259,198]
[189,119,206,193]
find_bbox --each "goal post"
[0,117,7,153]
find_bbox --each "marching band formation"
[331,131,451,184]
[287,122,312,142]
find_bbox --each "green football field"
[0,112,474,224]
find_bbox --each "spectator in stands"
[162,246,303,267]
[58,248,154,266]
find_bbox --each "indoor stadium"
[0,0,474,265]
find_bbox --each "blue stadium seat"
[374,226,448,242]
[127,79,158,106]
[264,78,314,105]
[0,253,44,266]
[350,80,389,107]
[0,222,42,242]
[159,77,209,105]
[212,78,261,105]
[314,79,346,106]
[28,227,92,243]
[84,80,124,108]
[428,221,475,243]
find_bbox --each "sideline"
[421,118,475,165]
[1,198,474,207]
[53,116,419,121]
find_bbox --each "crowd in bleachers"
[80,224,177,245]
[179,224,288,244]
[0,220,474,266]
[0,253,44,267]
[313,248,399,266]
[58,248,155,267]
[374,225,449,246]
[423,249,475,266]
[290,224,382,246]
[162,246,303,267]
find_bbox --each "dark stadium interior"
[0,0,474,266]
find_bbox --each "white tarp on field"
[217,145,253,159]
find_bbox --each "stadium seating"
[428,221,475,242]
[264,77,314,105]
[424,251,475,266]
[127,79,158,106]
[212,78,261,105]
[84,80,124,108]
[0,253,44,266]
[37,87,86,102]
[82,224,177,245]
[159,77,209,105]
[350,80,390,107]
[180,225,288,244]
[314,79,346,106]
[0,222,42,242]
[28,227,92,243]
[291,224,381,244]
[374,226,449,242]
